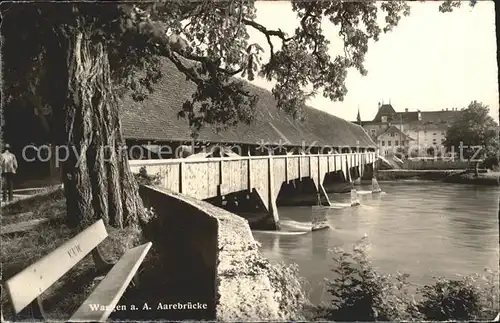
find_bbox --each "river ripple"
[252,181,500,305]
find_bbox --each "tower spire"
[356,105,361,126]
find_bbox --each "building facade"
[354,103,463,156]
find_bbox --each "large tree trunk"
[61,31,146,228]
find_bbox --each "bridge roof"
[120,59,376,149]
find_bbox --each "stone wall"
[139,185,218,319]
[138,185,307,321]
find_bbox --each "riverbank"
[443,171,499,186]
[377,169,499,186]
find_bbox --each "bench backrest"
[4,219,108,314]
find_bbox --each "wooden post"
[309,155,312,178]
[163,165,168,188]
[268,157,280,229]
[317,155,321,187]
[247,158,252,191]
[340,154,344,180]
[316,155,332,206]
[285,155,289,183]
[268,157,274,205]
[360,153,364,178]
[179,161,184,194]
[219,159,224,194]
[298,156,302,180]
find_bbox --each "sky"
[246,1,499,123]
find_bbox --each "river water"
[252,180,500,305]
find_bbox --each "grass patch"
[1,186,65,220]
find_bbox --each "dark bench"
[2,219,152,322]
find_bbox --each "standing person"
[1,143,18,202]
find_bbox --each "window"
[433,133,437,136]
[371,129,376,136]
[388,141,392,146]
[381,116,388,123]
[395,140,399,146]
[390,133,395,137]
[441,132,445,135]
[381,141,385,146]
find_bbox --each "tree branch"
[242,18,293,61]
[242,19,291,41]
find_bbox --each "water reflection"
[253,181,500,305]
[312,227,330,260]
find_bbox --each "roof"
[420,110,462,123]
[120,58,376,149]
[357,107,462,128]
[377,125,415,140]
[372,104,397,122]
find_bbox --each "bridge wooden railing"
[129,152,375,229]
[129,152,376,202]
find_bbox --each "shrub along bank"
[314,237,499,321]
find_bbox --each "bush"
[418,270,499,321]
[482,155,499,170]
[319,238,499,321]
[134,166,162,186]
[418,276,481,320]
[320,238,420,321]
[395,147,407,159]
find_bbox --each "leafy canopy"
[1,0,477,135]
[444,101,498,157]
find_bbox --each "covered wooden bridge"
[121,59,378,230]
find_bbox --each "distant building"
[354,102,463,156]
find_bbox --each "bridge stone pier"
[130,152,376,230]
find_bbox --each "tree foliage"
[2,0,480,136]
[1,0,412,137]
[444,101,498,159]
